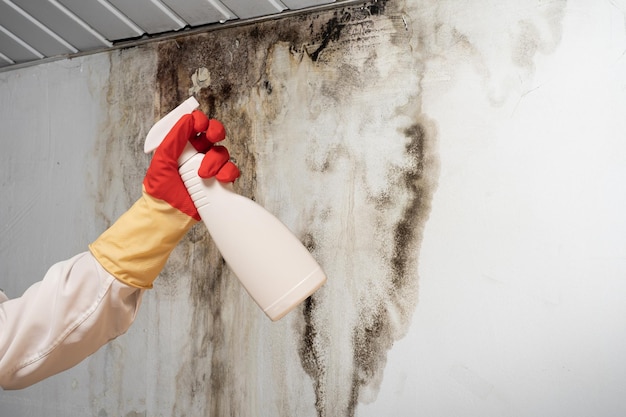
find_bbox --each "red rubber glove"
[90,110,240,289]
[143,109,240,221]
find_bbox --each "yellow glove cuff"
[89,189,196,289]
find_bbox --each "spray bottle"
[144,97,326,321]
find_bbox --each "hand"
[90,110,240,289]
[143,110,240,221]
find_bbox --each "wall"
[1,0,625,416]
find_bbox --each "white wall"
[0,55,111,296]
[361,0,626,415]
[1,1,625,416]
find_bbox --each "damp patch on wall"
[88,0,569,415]
[152,1,439,416]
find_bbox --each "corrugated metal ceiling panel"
[108,0,187,34]
[11,0,111,50]
[220,0,285,20]
[0,2,69,57]
[0,0,340,71]
[158,0,232,27]
[57,0,144,40]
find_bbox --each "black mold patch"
[348,306,391,415]
[348,119,438,416]
[153,1,437,416]
[309,16,346,62]
[299,296,326,412]
[391,123,426,287]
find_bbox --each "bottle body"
[179,151,326,321]
[145,97,327,321]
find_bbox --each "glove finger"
[189,118,226,153]
[189,132,212,153]
[188,111,213,153]
[198,146,230,178]
[206,119,226,143]
[158,110,209,161]
[191,110,209,133]
[216,161,240,183]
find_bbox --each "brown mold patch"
[94,48,156,229]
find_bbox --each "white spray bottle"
[144,97,326,321]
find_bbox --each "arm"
[0,110,239,390]
[0,253,142,390]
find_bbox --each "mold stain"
[152,1,438,416]
[89,46,158,414]
[94,48,156,228]
[6,0,569,414]
[309,15,345,62]
[349,120,437,414]
[392,123,427,288]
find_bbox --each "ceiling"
[0,0,354,72]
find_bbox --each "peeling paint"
[188,67,211,96]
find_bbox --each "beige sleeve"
[0,252,144,390]
[89,191,195,289]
